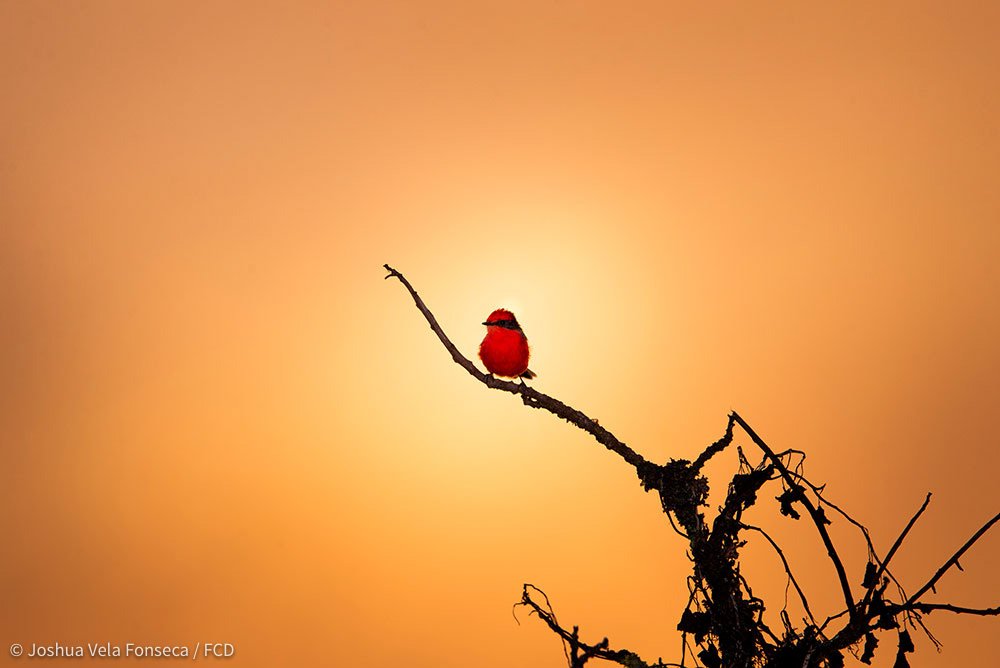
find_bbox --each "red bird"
[479,308,536,380]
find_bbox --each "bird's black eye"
[491,318,520,330]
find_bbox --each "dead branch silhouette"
[384,264,1000,668]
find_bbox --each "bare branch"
[906,509,1000,606]
[387,265,1000,667]
[384,264,650,472]
[860,493,932,612]
[797,476,912,604]
[691,412,736,472]
[517,584,681,668]
[902,603,1000,617]
[730,411,856,619]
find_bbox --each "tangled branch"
[385,264,1000,668]
[516,584,681,668]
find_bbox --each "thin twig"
[906,510,1000,606]
[517,584,681,668]
[799,477,911,604]
[818,608,850,635]
[730,411,856,619]
[741,523,821,632]
[901,603,1000,616]
[860,493,932,612]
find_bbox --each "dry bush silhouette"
[385,264,999,668]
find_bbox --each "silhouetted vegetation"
[386,264,999,668]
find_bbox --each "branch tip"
[383,264,649,472]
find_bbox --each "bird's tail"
[520,369,537,380]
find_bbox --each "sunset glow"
[2,2,999,666]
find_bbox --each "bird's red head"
[482,308,521,330]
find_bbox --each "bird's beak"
[481,321,490,326]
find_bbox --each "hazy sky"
[2,2,998,666]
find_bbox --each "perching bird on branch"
[479,308,536,380]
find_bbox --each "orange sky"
[2,2,998,666]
